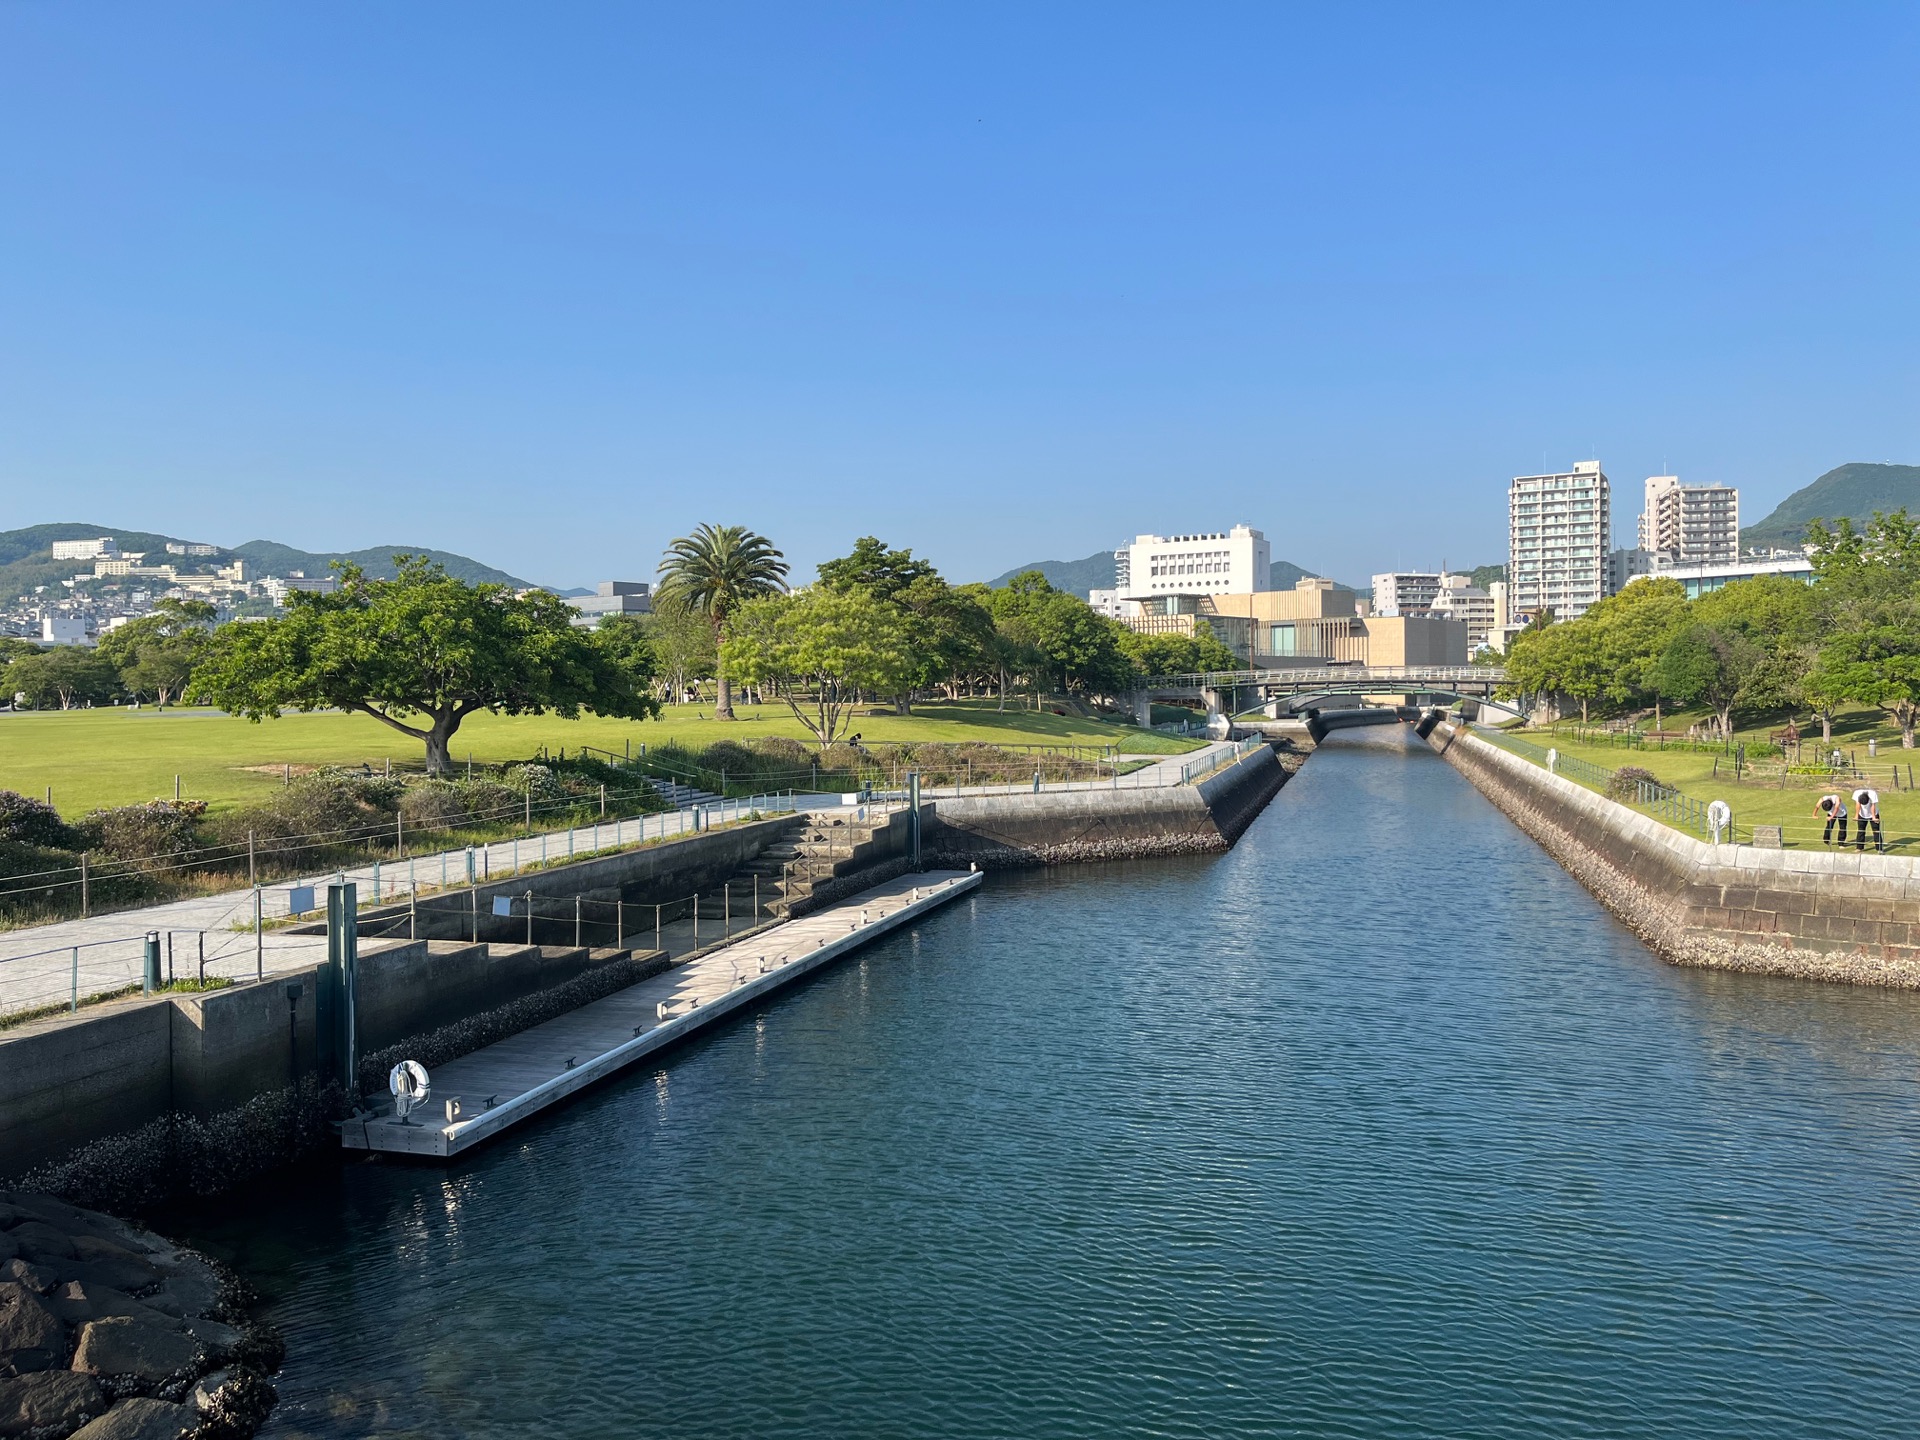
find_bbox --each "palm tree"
[656,523,789,719]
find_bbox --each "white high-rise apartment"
[1509,461,1611,620]
[1638,475,1739,566]
[1430,574,1496,650]
[1115,525,1271,599]
[1371,572,1444,617]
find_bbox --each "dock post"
[324,881,359,1095]
[908,772,921,870]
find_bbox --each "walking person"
[1852,787,1884,853]
[1816,792,1849,847]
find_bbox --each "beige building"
[1639,475,1739,566]
[1208,577,1467,666]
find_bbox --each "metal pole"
[70,946,78,1012]
[693,893,699,947]
[410,889,417,940]
[655,903,661,953]
[724,883,730,941]
[527,891,534,946]
[248,829,255,887]
[525,789,532,833]
[616,899,623,949]
[198,931,205,983]
[575,894,582,948]
[143,932,160,994]
[396,812,403,855]
[166,931,174,983]
[254,885,263,980]
[326,881,359,1094]
[470,885,478,943]
[600,783,606,817]
[80,851,89,917]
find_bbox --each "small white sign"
[288,885,316,915]
[492,895,513,917]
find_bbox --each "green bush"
[397,782,472,830]
[455,780,522,824]
[1607,766,1660,801]
[77,801,208,872]
[0,789,81,850]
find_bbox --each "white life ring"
[390,1060,431,1121]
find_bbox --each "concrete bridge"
[1132,666,1519,727]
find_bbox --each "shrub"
[1607,766,1660,801]
[0,789,80,849]
[77,801,208,871]
[748,737,811,769]
[455,780,521,824]
[501,764,565,801]
[210,773,395,868]
[398,782,473,830]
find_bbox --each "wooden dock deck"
[341,869,982,1158]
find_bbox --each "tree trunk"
[425,715,458,774]
[1820,711,1833,742]
[1653,697,1662,731]
[1580,696,1590,723]
[1717,706,1734,740]
[895,695,912,716]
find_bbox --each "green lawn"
[0,700,1199,818]
[1487,729,1920,852]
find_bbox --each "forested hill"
[1742,463,1920,549]
[0,522,537,602]
[987,550,1350,594]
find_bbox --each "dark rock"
[0,1260,59,1295]
[0,1234,14,1266]
[139,1270,218,1321]
[180,1316,240,1353]
[0,1193,92,1232]
[70,1317,200,1382]
[48,1283,176,1330]
[0,1282,66,1372]
[186,1367,230,1411]
[69,1396,201,1440]
[0,1369,106,1435]
[70,1236,145,1267]
[7,1223,75,1264]
[63,1256,164,1294]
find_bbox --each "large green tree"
[192,557,659,772]
[1652,623,1766,739]
[987,571,1132,697]
[817,537,993,712]
[1116,624,1239,680]
[1818,621,1920,748]
[1583,579,1689,723]
[720,588,912,745]
[1502,617,1608,722]
[98,598,217,707]
[655,524,789,719]
[635,595,718,703]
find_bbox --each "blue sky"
[3,4,1916,588]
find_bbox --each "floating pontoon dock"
[341,869,981,1158]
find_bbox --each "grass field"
[1486,729,1920,852]
[0,701,1200,818]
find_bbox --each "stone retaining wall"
[923,744,1296,868]
[1429,721,1920,988]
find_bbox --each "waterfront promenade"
[0,742,1242,1016]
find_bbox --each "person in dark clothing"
[1816,793,1849,846]
[1852,788,1884,852]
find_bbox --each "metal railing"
[1144,665,1508,689]
[1477,729,1729,841]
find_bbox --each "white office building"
[1608,546,1655,595]
[1371,572,1444,617]
[567,580,653,627]
[1638,475,1739,567]
[1429,574,1497,650]
[1509,461,1611,621]
[1086,589,1138,619]
[51,537,119,561]
[1114,525,1271,600]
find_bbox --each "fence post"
[80,851,89,918]
[143,932,160,995]
[70,946,78,1013]
[198,931,205,983]
[248,829,256,887]
[254,885,263,980]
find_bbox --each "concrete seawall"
[1428,721,1920,989]
[0,936,640,1178]
[924,743,1295,868]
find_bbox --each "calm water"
[182,728,1920,1438]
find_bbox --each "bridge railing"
[1143,666,1507,689]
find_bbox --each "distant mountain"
[988,550,1119,594]
[0,522,541,604]
[1742,463,1920,550]
[987,549,1350,596]
[227,539,534,588]
[1467,564,1507,589]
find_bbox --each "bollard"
[143,932,161,994]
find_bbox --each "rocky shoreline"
[0,1192,279,1440]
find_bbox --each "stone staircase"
[736,809,904,919]
[648,776,723,810]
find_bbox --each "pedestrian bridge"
[1133,665,1521,724]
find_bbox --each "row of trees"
[1501,511,1920,745]
[8,528,1239,769]
[0,599,219,711]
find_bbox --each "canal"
[183,726,1920,1437]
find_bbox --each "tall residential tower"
[1508,461,1611,621]
[1638,475,1739,566]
